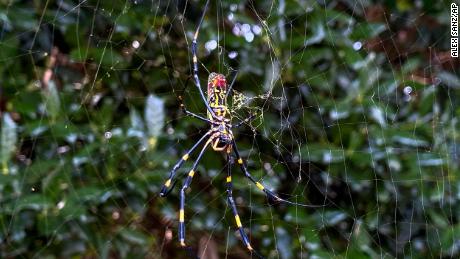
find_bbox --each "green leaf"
[119,228,149,246]
[351,22,386,40]
[392,135,429,147]
[1,113,17,174]
[350,220,373,253]
[73,186,118,203]
[128,109,145,139]
[144,94,165,149]
[42,80,60,121]
[437,71,460,89]
[316,211,348,227]
[369,105,386,127]
[298,143,345,164]
[6,194,53,212]
[428,210,449,228]
[416,152,445,167]
[304,19,325,46]
[69,47,125,68]
[440,223,460,256]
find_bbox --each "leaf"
[428,210,449,228]
[6,194,53,212]
[128,109,145,139]
[275,227,293,258]
[298,143,345,164]
[369,106,386,127]
[69,47,126,68]
[392,135,429,147]
[263,60,281,92]
[119,228,149,246]
[340,46,364,69]
[42,80,60,120]
[351,22,386,40]
[316,211,348,227]
[351,220,371,249]
[304,19,325,46]
[416,153,445,167]
[72,186,119,204]
[437,71,460,89]
[1,113,17,174]
[144,94,165,149]
[440,223,460,256]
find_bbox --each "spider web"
[0,0,458,258]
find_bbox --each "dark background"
[1,0,459,258]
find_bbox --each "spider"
[159,1,319,257]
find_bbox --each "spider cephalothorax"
[158,0,320,257]
[207,72,227,90]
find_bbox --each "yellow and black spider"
[159,0,319,257]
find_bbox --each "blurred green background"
[1,0,459,258]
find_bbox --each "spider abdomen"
[206,72,233,153]
[207,72,230,120]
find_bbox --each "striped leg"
[225,69,238,99]
[225,154,264,258]
[159,130,212,197]
[179,138,212,247]
[190,0,217,119]
[178,76,216,125]
[232,141,323,208]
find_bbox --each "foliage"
[0,0,459,258]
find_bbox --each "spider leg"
[191,0,217,119]
[232,141,325,208]
[179,137,212,247]
[225,69,238,99]
[225,154,264,259]
[182,108,215,124]
[159,130,213,197]
[178,76,216,125]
